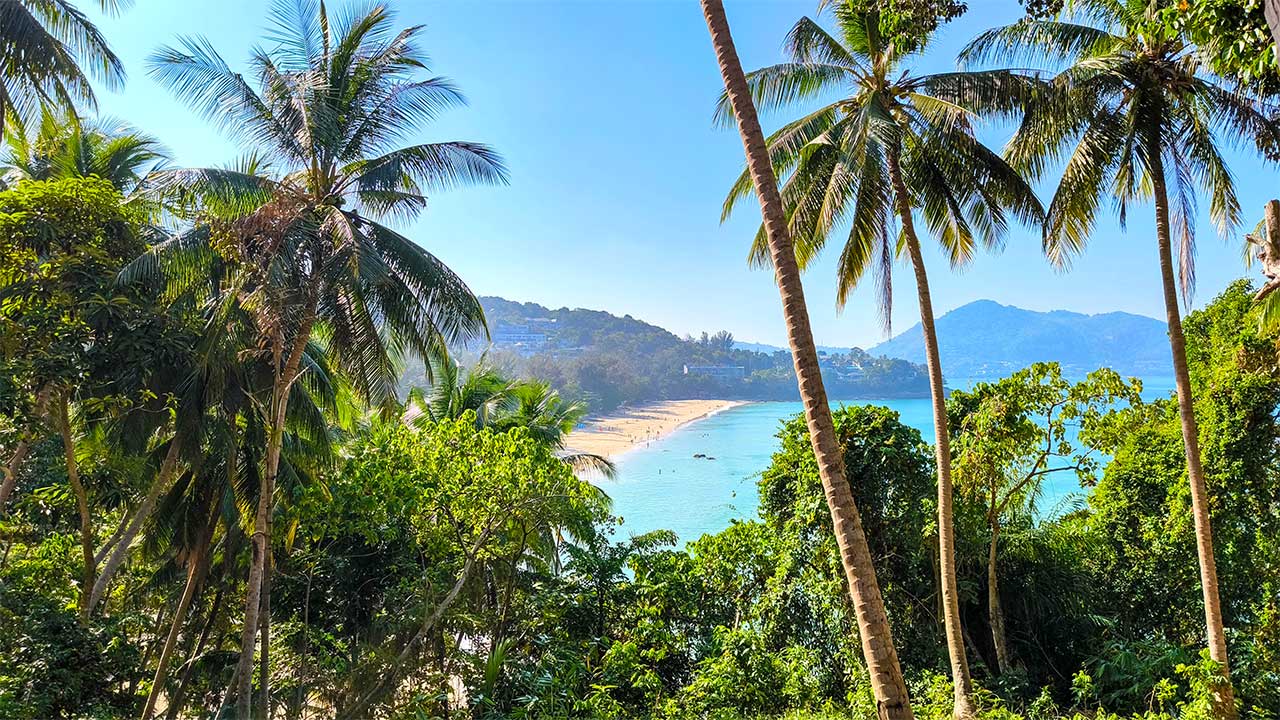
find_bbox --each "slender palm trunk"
[1,386,52,513]
[256,552,274,720]
[56,392,95,620]
[91,441,182,610]
[700,2,912,716]
[231,405,284,719]
[168,578,226,720]
[230,315,314,719]
[1150,148,1236,720]
[887,148,976,717]
[987,518,1009,673]
[141,517,215,720]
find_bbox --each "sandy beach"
[566,399,747,458]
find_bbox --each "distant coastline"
[566,400,749,459]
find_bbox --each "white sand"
[565,399,747,458]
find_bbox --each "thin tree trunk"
[57,392,96,621]
[91,441,183,610]
[0,440,33,512]
[699,3,913,716]
[133,603,170,697]
[0,386,52,514]
[256,552,274,720]
[167,578,225,720]
[339,515,510,720]
[230,314,313,719]
[887,147,977,718]
[987,519,1009,674]
[1150,148,1237,720]
[95,510,135,566]
[230,415,280,719]
[141,515,215,720]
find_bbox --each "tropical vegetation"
[3,0,1280,719]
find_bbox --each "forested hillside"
[398,296,932,412]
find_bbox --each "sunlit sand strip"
[565,399,748,459]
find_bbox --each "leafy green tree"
[759,405,942,693]
[948,363,1141,674]
[719,6,1043,712]
[275,416,604,719]
[0,0,126,134]
[405,357,615,478]
[141,1,506,713]
[0,176,148,616]
[964,5,1280,712]
[1086,281,1280,713]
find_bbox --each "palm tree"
[718,5,1043,709]
[403,356,616,478]
[2,110,166,197]
[699,1,914,717]
[141,2,506,715]
[963,2,1280,715]
[0,0,127,134]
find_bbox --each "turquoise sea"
[606,376,1176,544]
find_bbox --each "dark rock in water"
[693,453,706,459]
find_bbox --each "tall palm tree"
[0,0,127,134]
[140,2,506,715]
[719,6,1043,710]
[963,2,1280,715]
[699,1,914,717]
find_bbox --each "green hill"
[401,296,932,412]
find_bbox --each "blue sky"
[82,0,1275,349]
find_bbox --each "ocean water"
[605,376,1176,544]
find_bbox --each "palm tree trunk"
[1150,149,1237,720]
[167,577,226,720]
[231,315,314,720]
[987,518,1009,674]
[1,386,52,513]
[256,552,274,720]
[141,516,215,720]
[699,3,913,716]
[91,441,182,610]
[887,147,976,718]
[56,391,96,621]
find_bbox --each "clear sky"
[82,0,1276,349]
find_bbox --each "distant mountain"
[869,300,1171,379]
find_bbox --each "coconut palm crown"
[0,0,127,134]
[141,0,508,406]
[962,2,1280,716]
[719,6,1043,329]
[961,0,1280,302]
[2,110,167,197]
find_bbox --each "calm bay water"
[606,376,1176,544]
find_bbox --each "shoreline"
[566,399,749,459]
